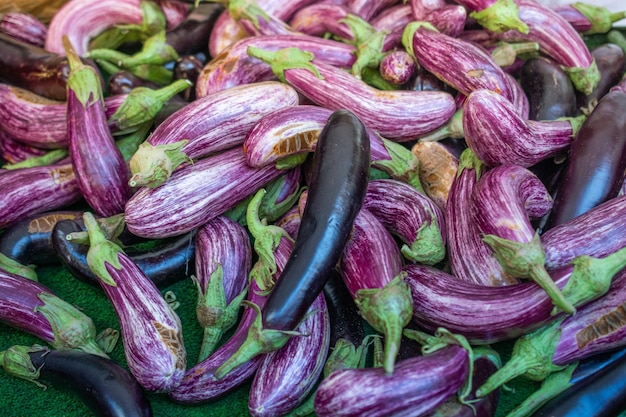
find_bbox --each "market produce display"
[1,0,626,416]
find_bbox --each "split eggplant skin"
[544,90,626,230]
[12,347,153,417]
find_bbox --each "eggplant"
[544,89,626,230]
[207,8,248,58]
[576,43,626,115]
[128,81,298,188]
[172,54,203,101]
[213,109,370,379]
[452,0,527,34]
[288,3,353,40]
[347,0,399,21]
[0,130,48,165]
[108,70,159,95]
[363,178,446,265]
[165,2,224,56]
[0,269,107,356]
[518,56,577,121]
[0,345,152,417]
[247,46,456,142]
[554,3,626,35]
[409,0,446,19]
[0,12,47,47]
[378,50,417,85]
[222,0,296,38]
[83,212,186,392]
[462,88,584,168]
[314,344,470,417]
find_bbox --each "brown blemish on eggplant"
[467,69,484,78]
[271,129,320,157]
[27,213,78,233]
[10,85,64,104]
[154,321,186,370]
[50,165,77,188]
[576,303,626,349]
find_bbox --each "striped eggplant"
[0,269,107,356]
[124,146,284,239]
[554,3,626,35]
[247,46,456,142]
[378,50,417,85]
[197,33,357,97]
[445,149,517,287]
[455,0,527,33]
[371,4,413,35]
[418,4,468,38]
[0,12,47,47]
[363,178,446,265]
[288,3,353,40]
[128,81,299,188]
[495,0,600,95]
[193,215,251,361]
[463,89,584,167]
[83,212,186,392]
[409,0,446,19]
[0,162,82,229]
[347,0,400,21]
[402,22,515,103]
[339,208,412,374]
[471,164,574,313]
[243,104,389,169]
[64,37,131,217]
[224,0,296,38]
[248,291,330,417]
[0,130,48,165]
[314,344,470,417]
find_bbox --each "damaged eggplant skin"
[20,347,153,417]
[51,219,196,289]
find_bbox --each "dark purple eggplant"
[173,55,203,101]
[107,70,161,95]
[519,56,577,121]
[213,109,370,379]
[165,2,224,56]
[577,43,626,115]
[0,345,152,417]
[544,89,626,230]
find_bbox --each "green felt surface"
[0,263,542,416]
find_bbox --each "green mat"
[0,262,541,416]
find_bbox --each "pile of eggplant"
[1,0,626,415]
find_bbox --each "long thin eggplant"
[544,89,626,230]
[213,109,370,379]
[0,345,152,417]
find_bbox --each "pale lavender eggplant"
[471,164,575,314]
[495,0,599,95]
[421,5,468,38]
[0,162,82,229]
[379,50,417,85]
[229,1,297,38]
[159,0,190,29]
[288,3,353,40]
[65,38,131,217]
[0,12,47,46]
[445,149,518,287]
[196,33,357,97]
[208,9,247,58]
[194,215,252,361]
[339,208,412,374]
[402,23,515,103]
[248,46,456,142]
[363,178,446,265]
[0,130,47,164]
[554,3,625,35]
[453,0,528,34]
[124,147,283,239]
[128,81,299,188]
[45,0,144,55]
[314,344,470,417]
[248,292,330,417]
[463,89,582,167]
[84,212,186,393]
[542,195,626,270]
[347,0,400,21]
[0,269,106,356]
[243,104,389,168]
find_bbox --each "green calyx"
[559,114,587,136]
[417,108,464,143]
[3,149,69,171]
[401,21,439,60]
[476,318,565,397]
[88,31,178,69]
[339,14,387,79]
[354,273,414,375]
[63,35,104,108]
[35,292,108,357]
[482,232,575,314]
[213,301,302,379]
[0,253,37,281]
[116,121,153,162]
[470,0,529,34]
[275,152,309,170]
[490,42,539,67]
[246,46,323,84]
[258,174,304,223]
[83,212,123,288]
[456,148,485,181]
[563,58,600,96]
[128,140,191,188]
[227,0,270,29]
[373,137,425,193]
[323,335,375,377]
[571,2,624,35]
[401,213,446,265]
[0,345,47,389]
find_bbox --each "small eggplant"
[378,50,417,85]
[0,12,47,47]
[0,345,152,417]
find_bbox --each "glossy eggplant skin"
[5,346,153,417]
[544,90,626,230]
[576,43,626,115]
[0,211,83,266]
[51,219,196,289]
[519,56,577,121]
[261,109,370,332]
[165,3,224,56]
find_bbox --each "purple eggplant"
[247,46,456,142]
[363,178,445,265]
[453,0,527,34]
[0,12,47,47]
[0,130,48,165]
[0,269,107,356]
[577,43,626,115]
[554,3,626,35]
[165,2,224,56]
[314,344,470,417]
[347,0,400,21]
[124,146,284,239]
[378,50,417,85]
[471,164,575,314]
[462,88,584,167]
[193,215,251,361]
[83,212,186,392]
[289,3,353,40]
[129,80,298,188]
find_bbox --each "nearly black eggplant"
[576,43,626,115]
[544,89,626,230]
[0,345,153,417]
[165,2,224,56]
[213,109,370,379]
